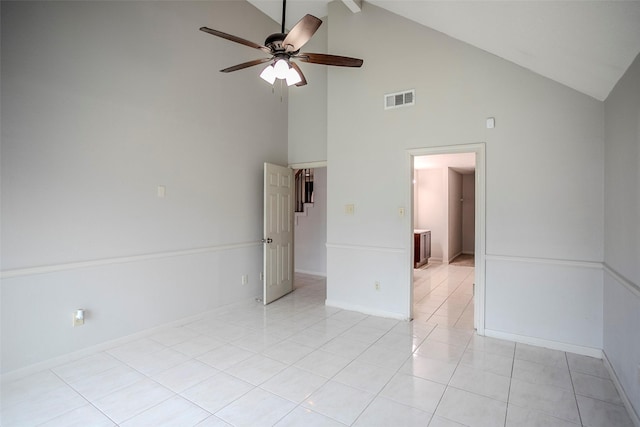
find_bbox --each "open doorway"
[414,153,476,265]
[291,163,327,278]
[412,153,476,329]
[407,144,486,334]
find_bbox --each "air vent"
[384,89,415,110]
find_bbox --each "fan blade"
[200,27,271,54]
[297,52,363,67]
[221,58,272,73]
[290,62,307,87]
[282,15,322,52]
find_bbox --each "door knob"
[262,238,273,244]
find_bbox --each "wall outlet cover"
[486,117,495,129]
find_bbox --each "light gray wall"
[603,52,640,419]
[326,2,604,349]
[1,1,287,373]
[288,20,328,164]
[447,169,463,262]
[294,167,327,276]
[462,174,475,254]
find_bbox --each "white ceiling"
[247,0,640,101]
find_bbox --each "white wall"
[461,174,475,254]
[326,2,604,350]
[0,1,287,373]
[447,169,463,262]
[603,52,640,419]
[288,20,328,164]
[294,168,327,276]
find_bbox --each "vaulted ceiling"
[247,0,640,101]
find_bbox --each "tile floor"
[1,264,635,426]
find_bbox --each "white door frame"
[289,161,328,169]
[407,143,486,335]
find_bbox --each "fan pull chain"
[280,79,284,103]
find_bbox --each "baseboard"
[294,269,327,277]
[448,251,463,263]
[325,299,409,321]
[484,329,602,358]
[603,351,640,427]
[1,297,255,383]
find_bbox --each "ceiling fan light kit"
[259,59,301,86]
[200,0,362,88]
[285,66,302,86]
[259,64,277,85]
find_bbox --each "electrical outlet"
[73,309,85,327]
[260,272,264,281]
[375,281,381,291]
[241,274,248,285]
[345,204,355,215]
[398,207,405,217]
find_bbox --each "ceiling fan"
[199,0,363,87]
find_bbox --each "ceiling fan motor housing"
[265,33,299,55]
[265,33,286,50]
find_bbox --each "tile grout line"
[58,285,326,425]
[199,298,335,425]
[418,264,473,327]
[370,321,441,426]
[565,351,585,427]
[414,263,476,425]
[426,320,473,426]
[503,342,517,427]
[318,313,422,425]
[48,367,121,426]
[211,302,395,426]
[97,342,222,425]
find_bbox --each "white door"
[263,162,294,304]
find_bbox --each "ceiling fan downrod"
[281,0,286,34]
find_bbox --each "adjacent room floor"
[1,267,634,426]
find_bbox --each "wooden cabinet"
[414,229,431,268]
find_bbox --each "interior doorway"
[414,153,476,265]
[407,144,486,334]
[290,162,327,279]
